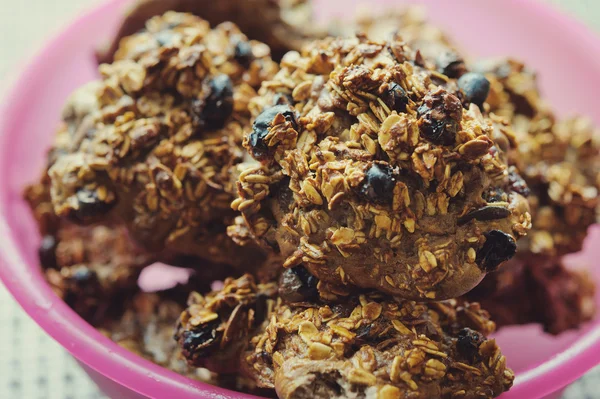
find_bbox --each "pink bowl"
[1,0,599,398]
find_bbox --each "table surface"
[0,1,599,398]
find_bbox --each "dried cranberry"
[360,164,396,204]
[191,74,234,131]
[456,327,484,361]
[278,266,319,303]
[458,72,490,108]
[436,50,467,78]
[381,82,409,113]
[417,90,462,146]
[248,105,297,161]
[476,230,517,271]
[38,235,57,269]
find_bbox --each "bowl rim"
[0,0,599,398]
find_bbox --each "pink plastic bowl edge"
[0,0,600,398]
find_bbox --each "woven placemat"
[0,0,598,398]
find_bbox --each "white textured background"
[0,1,598,398]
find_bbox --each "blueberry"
[180,321,219,356]
[417,90,462,146]
[71,267,95,283]
[476,230,517,271]
[38,235,57,269]
[458,72,490,108]
[278,266,319,303]
[191,74,234,131]
[360,164,396,204]
[381,82,409,113]
[436,51,467,78]
[248,105,297,161]
[71,188,114,222]
[508,167,530,197]
[233,39,253,68]
[418,113,460,146]
[456,328,484,361]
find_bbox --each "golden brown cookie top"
[232,35,531,300]
[46,13,278,263]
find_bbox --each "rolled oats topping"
[174,274,278,370]
[97,0,322,64]
[174,275,512,398]
[46,12,278,268]
[233,35,531,300]
[479,58,600,256]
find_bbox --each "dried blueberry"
[476,230,517,271]
[457,206,511,225]
[360,164,396,204]
[248,105,297,161]
[191,75,234,131]
[38,235,57,269]
[181,320,220,357]
[483,187,507,203]
[278,266,319,303]
[456,328,484,361]
[71,188,114,222]
[233,39,253,68]
[508,167,530,197]
[381,82,409,113]
[72,267,95,283]
[458,72,490,108]
[417,90,462,146]
[436,51,467,78]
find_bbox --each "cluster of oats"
[480,59,599,257]
[46,12,277,268]
[232,35,531,301]
[175,275,512,399]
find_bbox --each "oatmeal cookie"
[232,35,531,300]
[46,13,278,268]
[176,274,514,398]
[96,0,320,63]
[477,59,600,256]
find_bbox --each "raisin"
[456,328,484,361]
[38,235,57,269]
[436,50,467,78]
[359,164,397,204]
[457,206,511,225]
[191,75,234,131]
[418,89,462,146]
[71,188,114,222]
[476,230,517,271]
[248,105,297,161]
[181,320,220,357]
[233,39,253,68]
[508,167,530,197]
[278,266,319,303]
[381,82,409,113]
[458,72,490,108]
